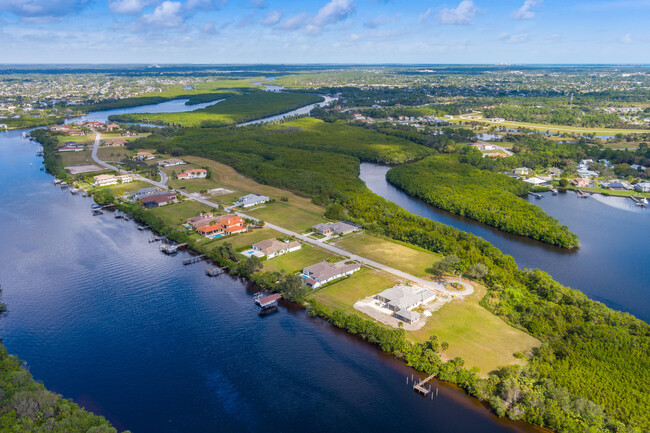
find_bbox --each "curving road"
[90,131,472,298]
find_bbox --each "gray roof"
[377,285,435,311]
[395,309,420,322]
[303,260,360,283]
[235,194,269,206]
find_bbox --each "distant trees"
[426,254,461,277]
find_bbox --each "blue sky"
[0,0,648,63]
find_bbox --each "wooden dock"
[254,293,282,308]
[183,254,206,265]
[576,189,588,198]
[160,243,187,254]
[413,373,436,396]
[206,267,224,276]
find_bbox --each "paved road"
[159,169,168,186]
[90,131,472,298]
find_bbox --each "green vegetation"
[329,232,441,277]
[261,244,333,274]
[387,155,579,248]
[245,201,326,232]
[3,116,63,129]
[483,105,641,129]
[123,118,649,432]
[109,91,324,127]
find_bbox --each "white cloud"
[262,10,282,26]
[108,0,154,15]
[142,1,183,27]
[363,13,400,29]
[418,8,433,23]
[620,33,633,44]
[183,0,227,11]
[312,0,355,27]
[0,0,87,17]
[499,31,530,43]
[277,12,309,30]
[511,0,542,20]
[437,1,478,25]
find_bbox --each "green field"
[208,227,284,249]
[464,115,650,135]
[56,135,94,145]
[261,243,335,274]
[148,199,212,225]
[97,147,130,161]
[408,285,540,376]
[59,149,95,166]
[244,202,327,232]
[329,233,441,277]
[110,91,323,127]
[309,267,398,312]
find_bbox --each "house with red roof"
[177,168,207,179]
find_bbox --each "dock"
[149,236,164,243]
[576,190,588,198]
[206,267,224,276]
[630,196,648,207]
[529,192,543,199]
[413,373,437,396]
[160,242,187,254]
[183,254,206,265]
[254,293,282,308]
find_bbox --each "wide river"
[360,163,650,322]
[0,103,542,433]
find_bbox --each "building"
[58,143,85,152]
[570,178,591,188]
[548,167,563,177]
[606,181,633,191]
[302,260,361,289]
[472,142,496,151]
[134,152,156,161]
[233,194,269,208]
[105,123,120,131]
[251,238,301,259]
[116,174,133,184]
[158,158,186,167]
[634,182,650,192]
[513,167,531,176]
[524,177,548,186]
[375,285,436,324]
[140,192,177,208]
[104,138,127,147]
[132,187,160,200]
[93,174,119,187]
[186,213,216,229]
[311,221,360,236]
[196,214,247,237]
[177,168,207,179]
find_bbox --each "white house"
[177,169,207,179]
[302,260,361,289]
[634,182,650,192]
[251,238,301,260]
[233,194,269,208]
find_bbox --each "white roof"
[524,177,547,185]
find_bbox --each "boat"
[39,166,44,171]
[36,150,44,156]
[91,204,102,210]
[115,210,124,219]
[70,188,79,195]
[92,209,103,216]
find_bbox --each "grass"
[148,199,212,225]
[329,233,441,277]
[309,267,399,313]
[463,115,650,135]
[261,243,335,274]
[407,284,540,376]
[59,150,95,166]
[245,202,327,232]
[111,92,323,127]
[97,147,130,162]
[56,135,94,145]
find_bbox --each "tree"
[558,179,569,188]
[467,263,488,279]
[325,202,346,220]
[241,256,262,277]
[277,274,309,302]
[426,254,461,277]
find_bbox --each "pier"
[206,267,224,276]
[254,293,282,308]
[529,192,543,199]
[629,196,648,207]
[160,242,187,254]
[149,235,164,243]
[412,373,437,396]
[576,190,588,198]
[183,254,206,265]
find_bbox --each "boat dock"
[254,293,282,308]
[206,267,224,276]
[149,236,164,243]
[183,254,206,265]
[412,373,437,396]
[160,243,187,254]
[576,190,589,198]
[529,192,543,199]
[630,196,648,207]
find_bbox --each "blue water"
[0,124,539,432]
[360,163,650,322]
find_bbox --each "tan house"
[251,238,301,259]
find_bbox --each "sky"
[0,0,649,64]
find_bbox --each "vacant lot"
[408,284,540,376]
[207,227,285,250]
[149,199,212,225]
[261,244,334,274]
[330,233,441,277]
[59,149,95,166]
[98,147,130,162]
[245,202,327,232]
[310,268,399,313]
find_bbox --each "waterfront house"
[106,123,120,131]
[375,285,436,325]
[196,223,224,237]
[177,168,207,179]
[634,182,650,192]
[132,187,160,200]
[577,169,598,178]
[251,238,301,259]
[217,214,247,234]
[524,177,548,186]
[93,174,119,187]
[513,167,531,176]
[570,178,591,188]
[140,192,177,208]
[58,143,85,152]
[233,194,269,208]
[302,260,361,289]
[186,213,216,229]
[606,181,633,191]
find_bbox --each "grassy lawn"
[261,244,335,274]
[309,268,399,313]
[56,135,94,145]
[329,233,441,277]
[59,150,95,166]
[245,202,327,232]
[208,227,285,250]
[97,147,130,161]
[466,116,650,135]
[407,284,540,376]
[148,199,212,225]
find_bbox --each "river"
[0,103,540,433]
[359,163,650,322]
